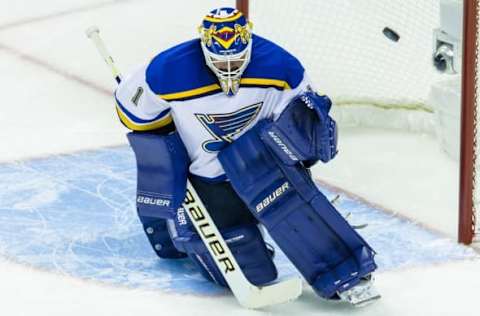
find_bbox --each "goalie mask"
[199,7,253,96]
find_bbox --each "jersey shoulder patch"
[146,39,221,101]
[241,35,305,91]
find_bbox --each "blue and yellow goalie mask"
[199,7,253,96]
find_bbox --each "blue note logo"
[195,102,263,152]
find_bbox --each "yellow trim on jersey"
[240,78,291,90]
[159,83,221,101]
[115,104,173,131]
[204,12,243,23]
[156,78,290,102]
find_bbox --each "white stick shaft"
[85,26,122,82]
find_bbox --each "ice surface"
[1,0,480,315]
[0,147,476,298]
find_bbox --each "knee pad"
[169,209,277,287]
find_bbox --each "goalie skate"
[337,275,381,307]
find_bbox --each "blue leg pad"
[169,210,277,287]
[218,121,377,298]
[127,132,189,259]
[127,132,189,219]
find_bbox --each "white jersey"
[115,35,312,182]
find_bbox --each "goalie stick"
[85,25,303,309]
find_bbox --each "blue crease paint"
[0,146,476,295]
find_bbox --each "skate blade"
[337,278,381,307]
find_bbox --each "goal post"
[237,0,480,245]
[236,0,249,21]
[459,0,479,245]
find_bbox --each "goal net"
[238,0,479,244]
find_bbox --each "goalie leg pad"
[127,132,189,219]
[218,122,377,298]
[169,212,278,287]
[127,132,189,259]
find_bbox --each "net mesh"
[250,1,443,115]
[247,0,480,242]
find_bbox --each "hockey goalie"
[113,7,379,307]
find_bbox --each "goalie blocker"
[218,92,378,299]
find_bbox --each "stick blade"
[238,277,303,309]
